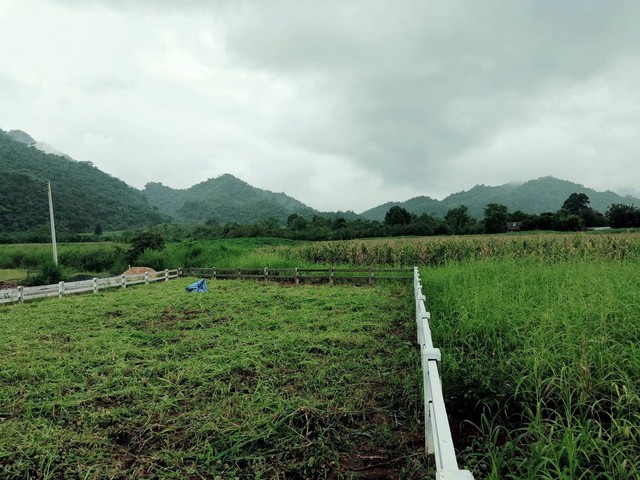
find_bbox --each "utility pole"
[48,180,58,265]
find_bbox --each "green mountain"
[0,129,164,232]
[361,177,640,220]
[142,175,318,225]
[359,196,446,221]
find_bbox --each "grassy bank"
[423,258,640,478]
[0,238,302,279]
[0,278,427,479]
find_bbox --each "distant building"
[506,221,522,232]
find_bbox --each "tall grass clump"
[422,258,640,478]
[138,238,303,270]
[0,243,127,273]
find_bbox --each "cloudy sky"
[1,1,639,212]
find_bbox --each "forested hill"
[361,177,640,220]
[0,129,164,232]
[142,175,318,225]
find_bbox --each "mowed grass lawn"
[0,279,427,479]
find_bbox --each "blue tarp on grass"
[186,279,208,293]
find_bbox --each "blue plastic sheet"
[186,279,208,293]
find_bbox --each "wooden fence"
[0,269,180,305]
[183,267,413,284]
[414,267,474,479]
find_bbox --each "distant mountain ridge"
[361,177,640,220]
[2,128,639,232]
[7,129,73,160]
[142,175,318,225]
[0,129,163,232]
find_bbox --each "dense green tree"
[553,212,583,231]
[483,203,509,234]
[562,193,590,215]
[94,224,103,236]
[127,230,165,263]
[384,206,412,226]
[606,204,640,228]
[287,213,308,231]
[444,205,475,234]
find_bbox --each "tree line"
[1,193,639,245]
[141,193,640,243]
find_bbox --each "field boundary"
[414,267,474,479]
[184,266,413,284]
[0,269,179,304]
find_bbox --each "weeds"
[425,259,640,478]
[0,279,428,479]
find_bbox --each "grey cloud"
[218,1,640,189]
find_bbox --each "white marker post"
[48,180,58,265]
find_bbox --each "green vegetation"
[0,129,163,233]
[423,259,640,478]
[2,232,640,478]
[4,129,639,244]
[0,279,427,479]
[142,175,318,225]
[288,233,640,266]
[361,176,640,220]
[0,269,27,283]
[0,243,128,273]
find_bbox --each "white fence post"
[58,281,65,298]
[18,286,24,303]
[164,269,169,281]
[121,274,126,288]
[93,277,98,293]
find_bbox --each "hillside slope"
[142,174,318,224]
[0,129,163,232]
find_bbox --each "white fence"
[0,269,180,305]
[414,267,474,479]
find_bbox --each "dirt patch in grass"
[337,426,426,479]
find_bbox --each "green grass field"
[424,259,640,479]
[0,278,427,479]
[2,234,640,478]
[0,269,27,283]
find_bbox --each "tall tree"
[483,203,509,234]
[606,204,640,228]
[384,206,412,226]
[561,193,590,215]
[444,205,474,235]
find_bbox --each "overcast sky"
[1,1,639,212]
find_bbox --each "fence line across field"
[0,269,180,305]
[185,266,413,284]
[414,267,474,479]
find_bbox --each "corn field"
[280,233,640,266]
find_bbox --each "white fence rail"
[414,267,474,479]
[0,269,180,305]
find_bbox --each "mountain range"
[1,128,639,233]
[360,177,640,221]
